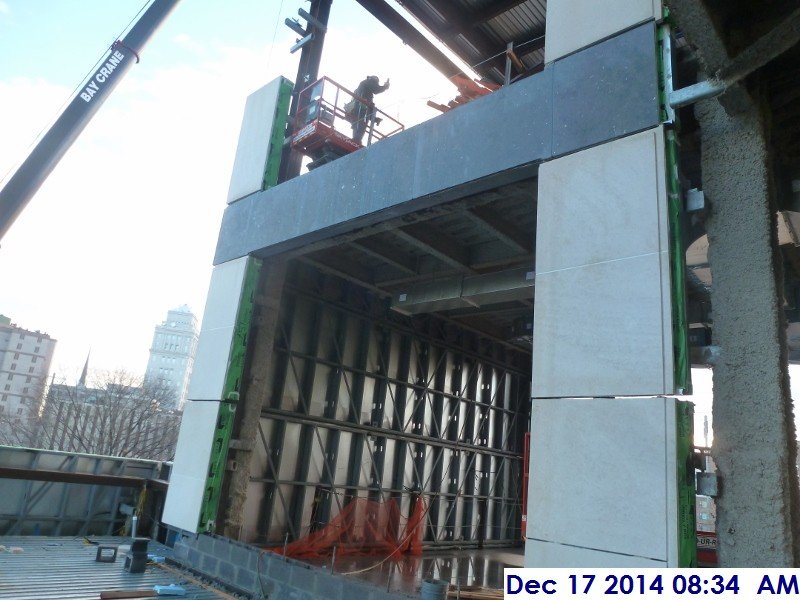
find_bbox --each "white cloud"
[0,43,290,376]
[0,18,459,378]
[172,32,204,54]
[0,2,10,15]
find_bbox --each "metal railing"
[0,445,169,536]
[293,77,404,153]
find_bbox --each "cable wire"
[265,0,288,75]
[0,0,153,187]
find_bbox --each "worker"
[349,75,390,144]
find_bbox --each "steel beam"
[257,295,297,539]
[368,326,392,502]
[273,345,518,417]
[394,224,472,271]
[257,421,298,540]
[465,206,533,254]
[354,0,463,79]
[427,346,447,540]
[0,465,154,489]
[343,320,373,502]
[471,0,528,25]
[246,477,520,503]
[316,309,348,526]
[280,0,332,182]
[302,255,388,297]
[442,301,532,319]
[401,0,505,81]
[284,284,531,375]
[260,406,518,460]
[351,237,418,275]
[287,300,326,539]
[241,267,530,547]
[411,341,430,498]
[461,359,480,540]
[389,333,412,539]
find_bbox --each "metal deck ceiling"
[299,180,536,348]
[396,0,547,83]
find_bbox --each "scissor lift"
[291,77,404,169]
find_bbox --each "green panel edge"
[262,78,294,191]
[198,255,262,532]
[198,77,293,531]
[658,18,692,394]
[676,400,697,567]
[199,257,261,532]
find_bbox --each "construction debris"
[99,585,187,599]
[153,584,186,596]
[427,76,499,113]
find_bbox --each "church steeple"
[78,351,90,387]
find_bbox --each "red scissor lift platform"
[291,77,404,169]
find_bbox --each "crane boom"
[0,0,180,241]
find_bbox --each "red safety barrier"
[272,496,425,559]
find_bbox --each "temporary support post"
[220,259,287,538]
[279,0,333,183]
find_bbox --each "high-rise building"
[0,315,57,434]
[144,305,198,409]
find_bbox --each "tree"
[1,369,182,461]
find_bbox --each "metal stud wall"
[237,262,530,547]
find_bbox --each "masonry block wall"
[172,533,411,599]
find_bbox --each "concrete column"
[696,99,800,566]
[221,258,286,539]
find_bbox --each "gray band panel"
[214,22,658,265]
[551,21,659,156]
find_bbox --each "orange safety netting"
[272,497,425,559]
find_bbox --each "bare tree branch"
[0,368,182,461]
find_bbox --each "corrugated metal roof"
[400,0,547,82]
[0,537,227,600]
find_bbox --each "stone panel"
[527,397,679,565]
[545,0,661,62]
[532,254,672,397]
[186,256,249,402]
[524,539,667,567]
[532,127,672,398]
[162,400,221,531]
[227,77,289,203]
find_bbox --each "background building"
[144,305,198,409]
[0,314,56,441]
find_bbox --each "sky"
[0,0,464,381]
[0,1,796,444]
